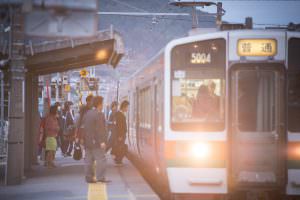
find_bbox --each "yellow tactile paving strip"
[88,183,107,200]
[86,183,159,200]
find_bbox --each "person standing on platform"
[44,105,60,168]
[106,101,118,153]
[113,100,129,166]
[81,96,110,183]
[76,94,94,144]
[62,101,75,157]
[38,115,47,164]
[55,102,65,155]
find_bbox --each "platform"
[0,154,160,200]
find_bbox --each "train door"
[230,63,286,195]
[286,35,300,197]
[136,88,141,156]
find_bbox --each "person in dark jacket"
[81,96,110,183]
[113,100,129,166]
[62,101,75,156]
[76,94,93,144]
[106,101,118,153]
[54,102,64,153]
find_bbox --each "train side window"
[139,87,152,130]
[132,92,136,128]
[139,90,144,128]
[288,38,300,132]
[158,81,163,133]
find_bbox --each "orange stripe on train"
[288,142,300,160]
[164,141,227,160]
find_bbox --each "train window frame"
[138,86,152,131]
[288,37,300,132]
[157,80,163,133]
[170,38,226,132]
[230,63,285,133]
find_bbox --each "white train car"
[118,29,300,200]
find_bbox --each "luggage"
[73,143,82,160]
[112,141,128,157]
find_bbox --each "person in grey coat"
[81,96,110,183]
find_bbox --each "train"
[115,22,300,200]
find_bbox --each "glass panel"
[237,70,276,132]
[288,38,300,132]
[170,39,226,132]
[171,72,225,123]
[139,87,152,130]
[156,81,163,133]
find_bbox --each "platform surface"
[0,154,160,200]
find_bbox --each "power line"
[98,12,190,16]
[207,0,300,1]
[110,0,147,12]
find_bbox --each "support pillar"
[31,75,39,165]
[6,6,25,185]
[24,73,39,171]
[24,73,32,171]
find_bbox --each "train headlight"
[190,143,211,159]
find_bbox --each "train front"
[163,30,300,199]
[164,33,227,199]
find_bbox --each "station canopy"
[11,0,125,75]
[25,29,124,75]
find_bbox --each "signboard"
[171,38,226,69]
[237,39,277,57]
[62,76,68,84]
[64,84,71,92]
[190,53,211,64]
[80,69,89,77]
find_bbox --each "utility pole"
[56,73,60,103]
[6,5,26,185]
[169,1,225,29]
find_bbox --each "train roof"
[125,27,300,83]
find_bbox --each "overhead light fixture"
[95,50,108,61]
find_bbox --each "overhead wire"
[110,0,148,12]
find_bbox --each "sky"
[196,0,300,27]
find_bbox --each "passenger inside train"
[172,78,224,123]
[192,84,212,119]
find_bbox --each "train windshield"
[170,38,226,132]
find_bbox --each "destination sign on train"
[190,53,211,64]
[237,39,277,57]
